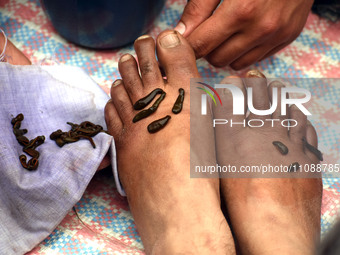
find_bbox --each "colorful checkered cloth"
[0,0,339,254]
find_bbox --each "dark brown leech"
[288,162,300,172]
[27,157,39,171]
[147,115,171,134]
[133,88,164,110]
[302,137,323,161]
[133,92,166,123]
[11,113,24,125]
[25,136,45,149]
[19,155,28,168]
[13,128,27,137]
[12,113,44,171]
[23,147,40,159]
[77,135,96,148]
[172,88,185,114]
[272,141,289,155]
[50,121,106,148]
[16,136,30,147]
[19,155,38,171]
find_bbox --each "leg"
[0,31,31,65]
[214,73,322,254]
[105,31,235,254]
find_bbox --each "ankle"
[150,228,228,255]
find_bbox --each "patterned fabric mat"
[0,0,339,254]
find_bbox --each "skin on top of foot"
[214,73,322,255]
[104,31,235,254]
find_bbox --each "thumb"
[175,0,220,37]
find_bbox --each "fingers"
[179,0,311,69]
[206,33,261,68]
[186,0,240,59]
[230,44,276,70]
[259,42,292,61]
[175,0,220,36]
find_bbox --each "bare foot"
[0,32,31,65]
[213,74,322,254]
[105,31,235,254]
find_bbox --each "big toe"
[156,30,199,85]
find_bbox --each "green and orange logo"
[196,82,223,106]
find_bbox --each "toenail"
[120,54,132,62]
[174,21,186,35]
[135,35,151,41]
[160,32,180,48]
[112,79,122,87]
[246,70,266,78]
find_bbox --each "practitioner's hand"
[175,0,313,69]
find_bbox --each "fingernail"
[135,34,151,41]
[107,99,112,104]
[246,70,266,78]
[160,32,180,48]
[120,54,132,62]
[174,22,186,35]
[112,79,122,87]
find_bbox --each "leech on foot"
[133,92,166,123]
[147,115,171,133]
[172,88,185,114]
[288,162,300,172]
[302,137,323,161]
[272,141,289,155]
[133,88,164,110]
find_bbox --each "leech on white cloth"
[0,63,125,255]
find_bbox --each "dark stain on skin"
[133,92,166,123]
[288,162,300,172]
[172,88,185,114]
[133,88,164,110]
[302,137,323,161]
[272,141,289,155]
[147,115,171,134]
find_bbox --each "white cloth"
[0,63,123,255]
